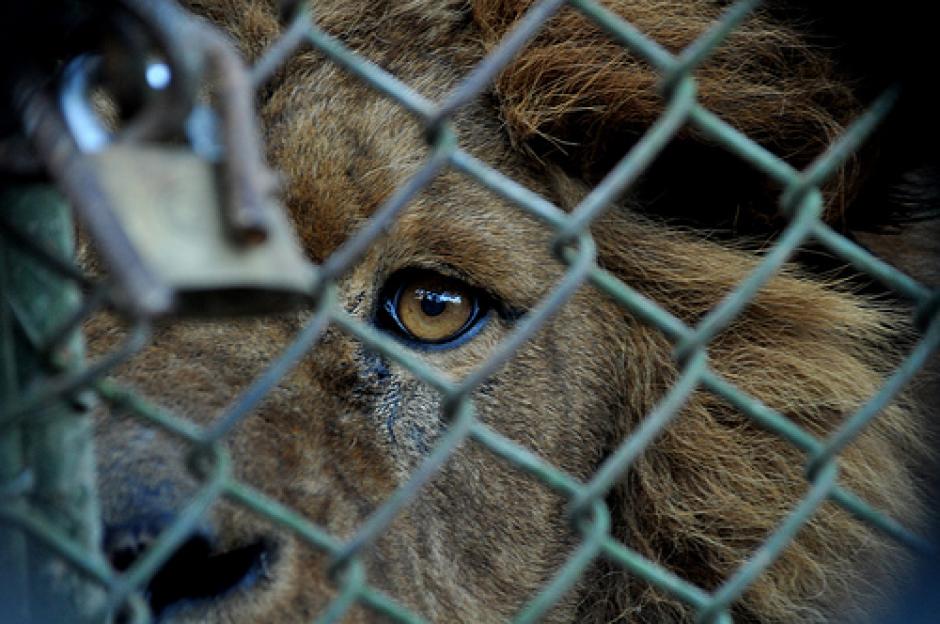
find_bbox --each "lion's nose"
[103,515,272,618]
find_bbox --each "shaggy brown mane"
[582,208,924,622]
[471,0,863,225]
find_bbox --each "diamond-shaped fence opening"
[1,0,938,623]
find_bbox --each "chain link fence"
[1,0,938,622]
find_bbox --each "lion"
[88,1,938,622]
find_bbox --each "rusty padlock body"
[89,144,315,316]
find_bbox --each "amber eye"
[379,271,487,347]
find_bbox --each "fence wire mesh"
[1,0,939,622]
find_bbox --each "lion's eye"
[378,271,488,347]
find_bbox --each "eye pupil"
[420,294,447,317]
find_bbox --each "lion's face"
[94,5,625,621]
[94,80,623,624]
[90,1,926,622]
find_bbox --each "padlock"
[87,144,315,316]
[55,54,315,317]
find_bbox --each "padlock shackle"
[59,55,110,153]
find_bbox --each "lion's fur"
[90,1,933,622]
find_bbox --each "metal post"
[0,185,104,623]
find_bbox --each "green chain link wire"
[1,0,938,622]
